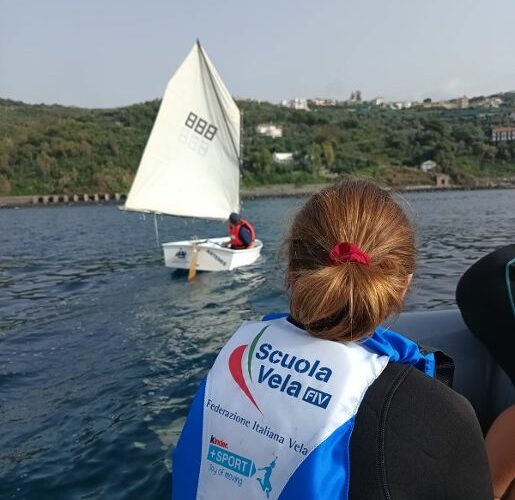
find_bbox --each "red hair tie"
[328,242,370,266]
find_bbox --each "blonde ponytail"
[286,179,415,342]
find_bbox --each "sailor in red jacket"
[226,212,255,249]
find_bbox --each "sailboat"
[124,41,263,274]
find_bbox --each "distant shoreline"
[1,183,515,208]
[241,183,515,198]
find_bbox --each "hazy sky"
[1,0,515,108]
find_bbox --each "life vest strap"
[419,345,455,387]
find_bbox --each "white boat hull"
[162,237,263,271]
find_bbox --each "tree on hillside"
[0,174,11,195]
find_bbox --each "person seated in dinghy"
[456,244,515,500]
[173,180,492,500]
[222,212,256,249]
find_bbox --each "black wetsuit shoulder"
[349,363,493,500]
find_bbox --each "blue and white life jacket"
[173,315,436,500]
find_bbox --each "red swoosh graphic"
[228,344,261,413]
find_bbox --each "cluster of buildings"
[279,93,506,112]
[471,96,503,108]
[421,95,503,110]
[257,92,515,168]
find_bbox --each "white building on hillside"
[420,160,437,172]
[281,98,309,111]
[491,127,515,142]
[390,101,412,110]
[256,123,283,138]
[273,152,294,163]
[310,98,337,107]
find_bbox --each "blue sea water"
[0,189,514,499]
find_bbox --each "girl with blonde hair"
[174,179,492,499]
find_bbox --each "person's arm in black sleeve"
[350,364,493,500]
[238,225,252,247]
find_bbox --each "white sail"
[125,41,240,220]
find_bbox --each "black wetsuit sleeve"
[238,226,252,247]
[349,363,493,500]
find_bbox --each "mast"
[240,109,244,184]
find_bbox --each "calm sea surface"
[0,189,514,499]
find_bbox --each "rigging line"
[153,213,160,247]
[197,41,240,163]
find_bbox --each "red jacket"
[229,219,256,249]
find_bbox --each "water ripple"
[0,191,514,499]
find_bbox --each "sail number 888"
[185,112,218,141]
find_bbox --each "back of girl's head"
[286,179,415,342]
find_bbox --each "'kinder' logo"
[210,435,228,449]
[228,325,269,413]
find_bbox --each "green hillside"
[1,94,515,196]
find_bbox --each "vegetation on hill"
[1,94,515,196]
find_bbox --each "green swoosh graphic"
[247,325,270,382]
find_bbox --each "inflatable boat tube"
[393,309,514,431]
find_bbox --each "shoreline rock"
[1,182,515,208]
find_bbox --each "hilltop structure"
[281,98,309,111]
